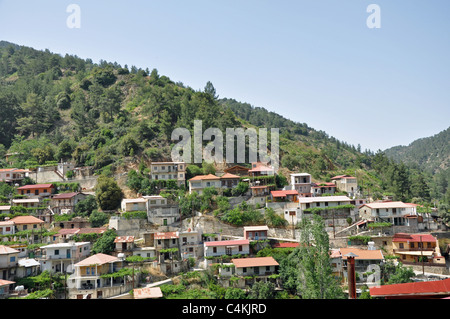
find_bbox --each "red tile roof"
[220,173,240,179]
[10,215,44,225]
[0,279,15,286]
[75,253,119,266]
[0,245,20,254]
[17,184,54,190]
[340,247,384,260]
[189,174,220,181]
[271,190,298,197]
[370,278,450,297]
[232,256,279,268]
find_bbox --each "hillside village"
[1,159,450,300]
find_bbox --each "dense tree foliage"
[0,41,447,210]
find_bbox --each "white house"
[150,162,186,187]
[0,245,19,281]
[204,239,250,259]
[232,256,279,277]
[358,201,417,226]
[188,174,221,194]
[38,242,91,273]
[290,173,312,196]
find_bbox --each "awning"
[396,251,434,256]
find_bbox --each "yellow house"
[68,253,132,299]
[392,233,445,266]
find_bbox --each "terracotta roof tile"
[10,215,44,225]
[75,253,119,266]
[232,257,279,268]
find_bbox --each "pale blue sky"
[0,0,449,152]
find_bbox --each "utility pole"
[420,235,424,275]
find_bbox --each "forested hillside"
[385,127,449,174]
[0,41,448,207]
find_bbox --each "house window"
[10,256,15,262]
[238,245,242,252]
[55,249,60,255]
[427,242,431,248]
[243,267,247,273]
[325,202,328,207]
[35,190,39,195]
[411,243,414,248]
[213,247,217,253]
[399,243,404,249]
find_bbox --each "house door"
[66,249,71,258]
[226,247,232,255]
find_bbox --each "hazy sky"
[0,0,449,152]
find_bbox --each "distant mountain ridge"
[384,127,450,174]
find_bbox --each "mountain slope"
[384,127,450,174]
[0,41,446,201]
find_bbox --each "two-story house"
[50,192,88,215]
[359,201,418,229]
[113,236,135,258]
[11,215,44,236]
[0,245,19,281]
[145,195,180,226]
[331,175,358,197]
[0,168,28,184]
[38,241,91,273]
[243,226,269,241]
[150,162,186,187]
[392,233,445,267]
[17,184,55,198]
[219,257,279,288]
[290,173,312,197]
[204,239,250,267]
[121,198,148,212]
[188,174,221,195]
[67,253,129,299]
[311,182,336,196]
[153,232,184,274]
[339,246,385,285]
[179,229,203,260]
[0,220,15,236]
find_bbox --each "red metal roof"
[392,233,436,243]
[370,278,450,297]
